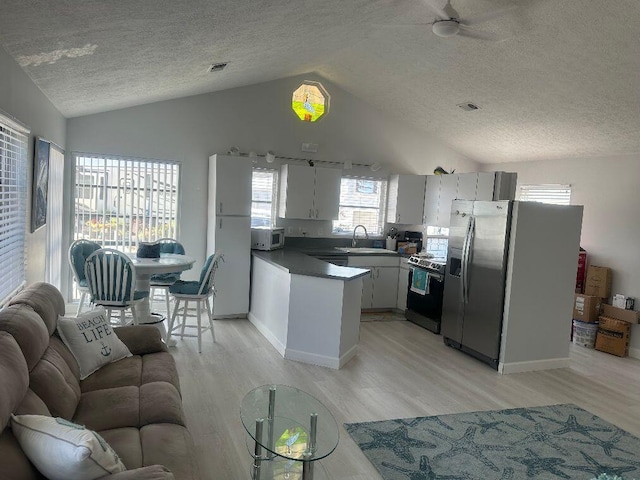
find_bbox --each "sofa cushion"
[107,465,175,480]
[140,424,199,480]
[0,332,29,429]
[8,282,66,336]
[0,304,50,372]
[139,383,184,427]
[57,307,132,380]
[74,386,140,432]
[0,429,45,480]
[99,427,143,469]
[11,414,126,480]
[15,389,50,417]
[29,345,81,420]
[81,356,143,393]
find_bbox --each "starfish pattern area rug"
[344,404,640,480]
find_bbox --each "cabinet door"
[280,164,315,219]
[456,173,478,201]
[476,172,496,201]
[423,175,441,225]
[437,174,458,227]
[396,175,426,224]
[396,266,410,311]
[372,266,400,309]
[313,167,342,220]
[211,155,252,216]
[361,270,374,309]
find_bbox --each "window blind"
[251,168,277,228]
[73,154,180,255]
[333,177,387,235]
[519,184,571,205]
[0,113,29,305]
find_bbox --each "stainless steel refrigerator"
[441,200,583,371]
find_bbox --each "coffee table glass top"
[240,384,339,462]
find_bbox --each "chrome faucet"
[352,225,369,247]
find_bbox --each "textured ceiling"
[1,0,639,163]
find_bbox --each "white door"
[211,216,251,316]
[212,155,252,216]
[437,174,458,227]
[456,173,478,200]
[423,175,441,225]
[396,266,410,310]
[281,164,315,219]
[395,175,426,224]
[360,270,374,309]
[372,267,400,309]
[313,167,341,220]
[475,172,496,201]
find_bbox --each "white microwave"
[251,227,285,251]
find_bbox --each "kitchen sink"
[334,247,397,254]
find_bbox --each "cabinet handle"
[397,214,400,222]
[219,202,223,214]
[309,208,313,218]
[219,218,222,229]
[315,208,319,218]
[377,268,380,279]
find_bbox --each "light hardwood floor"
[169,314,640,480]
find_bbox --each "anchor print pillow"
[57,307,132,379]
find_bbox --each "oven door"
[405,268,445,333]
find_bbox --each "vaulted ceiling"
[1,0,638,163]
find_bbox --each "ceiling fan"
[415,0,518,41]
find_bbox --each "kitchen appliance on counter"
[405,254,446,333]
[441,200,583,371]
[251,227,285,250]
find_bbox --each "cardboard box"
[575,248,587,293]
[584,266,612,298]
[601,304,639,324]
[595,316,631,357]
[572,294,601,323]
[397,242,417,255]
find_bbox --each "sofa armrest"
[101,465,174,480]
[114,325,169,355]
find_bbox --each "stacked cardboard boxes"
[595,305,638,357]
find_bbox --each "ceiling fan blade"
[458,24,503,41]
[420,0,450,19]
[461,5,518,26]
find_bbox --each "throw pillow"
[57,307,132,380]
[10,414,126,480]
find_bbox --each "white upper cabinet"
[437,174,458,228]
[456,172,478,200]
[208,154,252,217]
[387,174,426,224]
[279,164,341,220]
[475,172,496,201]
[423,175,441,226]
[313,167,342,220]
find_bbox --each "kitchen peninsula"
[249,250,369,369]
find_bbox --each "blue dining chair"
[165,252,223,353]
[149,238,186,314]
[68,239,102,315]
[84,248,148,326]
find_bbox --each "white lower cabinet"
[348,256,400,310]
[396,257,410,311]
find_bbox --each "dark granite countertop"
[252,250,370,280]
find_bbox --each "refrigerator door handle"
[460,215,472,305]
[464,216,476,304]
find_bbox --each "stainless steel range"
[405,254,446,334]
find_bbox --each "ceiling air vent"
[208,62,228,73]
[457,101,481,112]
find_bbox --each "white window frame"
[333,176,388,236]
[519,184,571,205]
[251,167,278,228]
[0,111,29,306]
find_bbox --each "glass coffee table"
[240,385,339,480]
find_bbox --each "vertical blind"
[73,154,180,254]
[519,184,571,205]
[45,143,65,288]
[0,113,29,305]
[251,168,277,228]
[333,177,387,235]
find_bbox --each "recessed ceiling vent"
[457,101,481,112]
[208,62,228,73]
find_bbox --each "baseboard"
[629,347,640,360]
[498,357,570,374]
[247,312,286,356]
[212,314,246,319]
[339,344,359,368]
[284,348,341,370]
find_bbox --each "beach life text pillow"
[57,307,132,379]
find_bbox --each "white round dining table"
[127,253,196,340]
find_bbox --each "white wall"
[484,154,640,355]
[67,74,479,272]
[0,46,66,286]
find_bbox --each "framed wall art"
[31,137,50,232]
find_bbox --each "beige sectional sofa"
[0,282,199,479]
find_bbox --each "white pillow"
[57,307,132,380]
[10,414,126,480]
